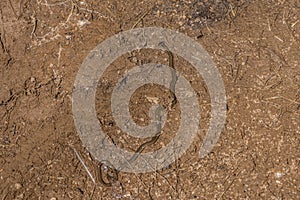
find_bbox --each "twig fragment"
[72,147,96,184]
[65,0,75,24]
[31,17,37,39]
[265,95,300,105]
[57,44,63,67]
[131,6,153,29]
[0,33,7,53]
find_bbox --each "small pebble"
[15,183,22,190]
[275,172,283,178]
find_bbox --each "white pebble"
[275,172,283,178]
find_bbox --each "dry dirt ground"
[0,0,299,199]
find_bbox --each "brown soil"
[1,0,299,199]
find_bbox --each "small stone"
[146,96,159,104]
[16,194,24,199]
[15,183,22,190]
[275,172,283,178]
